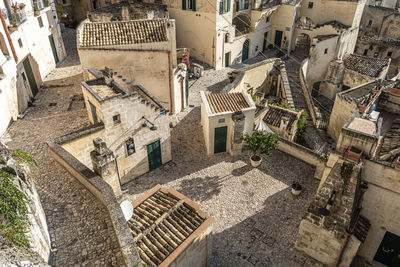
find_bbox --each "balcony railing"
[9,8,27,27]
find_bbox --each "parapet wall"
[299,58,318,125]
[48,142,141,266]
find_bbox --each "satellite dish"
[120,200,133,222]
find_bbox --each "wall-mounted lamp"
[142,116,157,131]
[318,190,337,217]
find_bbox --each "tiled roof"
[339,80,395,102]
[205,93,250,114]
[127,186,211,266]
[80,19,168,47]
[379,118,400,161]
[263,105,298,132]
[344,54,389,78]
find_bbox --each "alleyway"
[2,28,125,266]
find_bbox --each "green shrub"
[295,111,308,144]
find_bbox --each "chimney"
[121,6,130,21]
[90,138,122,196]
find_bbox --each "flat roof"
[205,92,250,114]
[89,84,117,99]
[347,117,377,136]
[128,185,212,266]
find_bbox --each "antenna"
[120,200,133,221]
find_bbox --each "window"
[37,16,43,28]
[225,33,230,43]
[182,0,196,11]
[125,137,135,156]
[18,38,23,48]
[218,118,225,123]
[244,0,249,9]
[363,49,368,56]
[308,2,314,8]
[219,0,231,13]
[113,114,121,124]
[367,19,372,27]
[266,16,270,23]
[324,48,328,54]
[387,51,393,57]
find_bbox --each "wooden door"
[22,57,38,96]
[147,140,162,171]
[214,126,227,153]
[374,231,400,267]
[274,30,283,48]
[242,39,249,62]
[88,101,99,124]
[48,34,59,64]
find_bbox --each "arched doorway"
[295,33,311,52]
[242,39,250,62]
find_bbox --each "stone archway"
[295,33,311,53]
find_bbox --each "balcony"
[33,0,51,15]
[8,8,27,30]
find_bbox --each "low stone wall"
[48,142,141,266]
[299,59,318,125]
[277,137,326,180]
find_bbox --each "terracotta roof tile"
[80,19,168,47]
[128,188,210,266]
[205,93,250,114]
[344,54,389,78]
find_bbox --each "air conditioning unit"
[34,0,44,11]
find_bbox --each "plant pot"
[359,105,368,113]
[391,87,400,96]
[250,155,262,167]
[291,187,302,196]
[13,8,20,13]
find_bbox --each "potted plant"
[391,82,400,96]
[292,181,302,196]
[18,3,25,9]
[11,2,20,13]
[242,130,279,167]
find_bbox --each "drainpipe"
[0,9,18,63]
[335,232,350,267]
[167,51,175,114]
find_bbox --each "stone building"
[54,67,172,194]
[258,104,302,141]
[77,17,188,114]
[128,184,213,266]
[0,0,66,137]
[327,80,395,140]
[318,54,390,100]
[355,5,400,78]
[201,89,256,155]
[297,77,400,266]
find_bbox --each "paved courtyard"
[2,27,324,266]
[122,62,323,266]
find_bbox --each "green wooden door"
[374,231,400,267]
[48,34,59,64]
[214,126,227,153]
[225,52,230,67]
[242,39,249,62]
[274,30,283,48]
[22,57,38,96]
[147,140,162,171]
[88,101,99,124]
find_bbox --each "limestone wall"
[358,160,400,262]
[0,143,51,264]
[78,49,174,112]
[327,94,358,140]
[299,58,317,125]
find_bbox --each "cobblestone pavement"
[2,28,125,266]
[122,62,324,266]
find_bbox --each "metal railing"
[10,9,26,26]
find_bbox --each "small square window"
[324,48,328,54]
[387,51,393,57]
[37,16,43,28]
[18,39,23,48]
[308,2,314,8]
[218,118,225,123]
[363,49,368,56]
[113,114,121,124]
